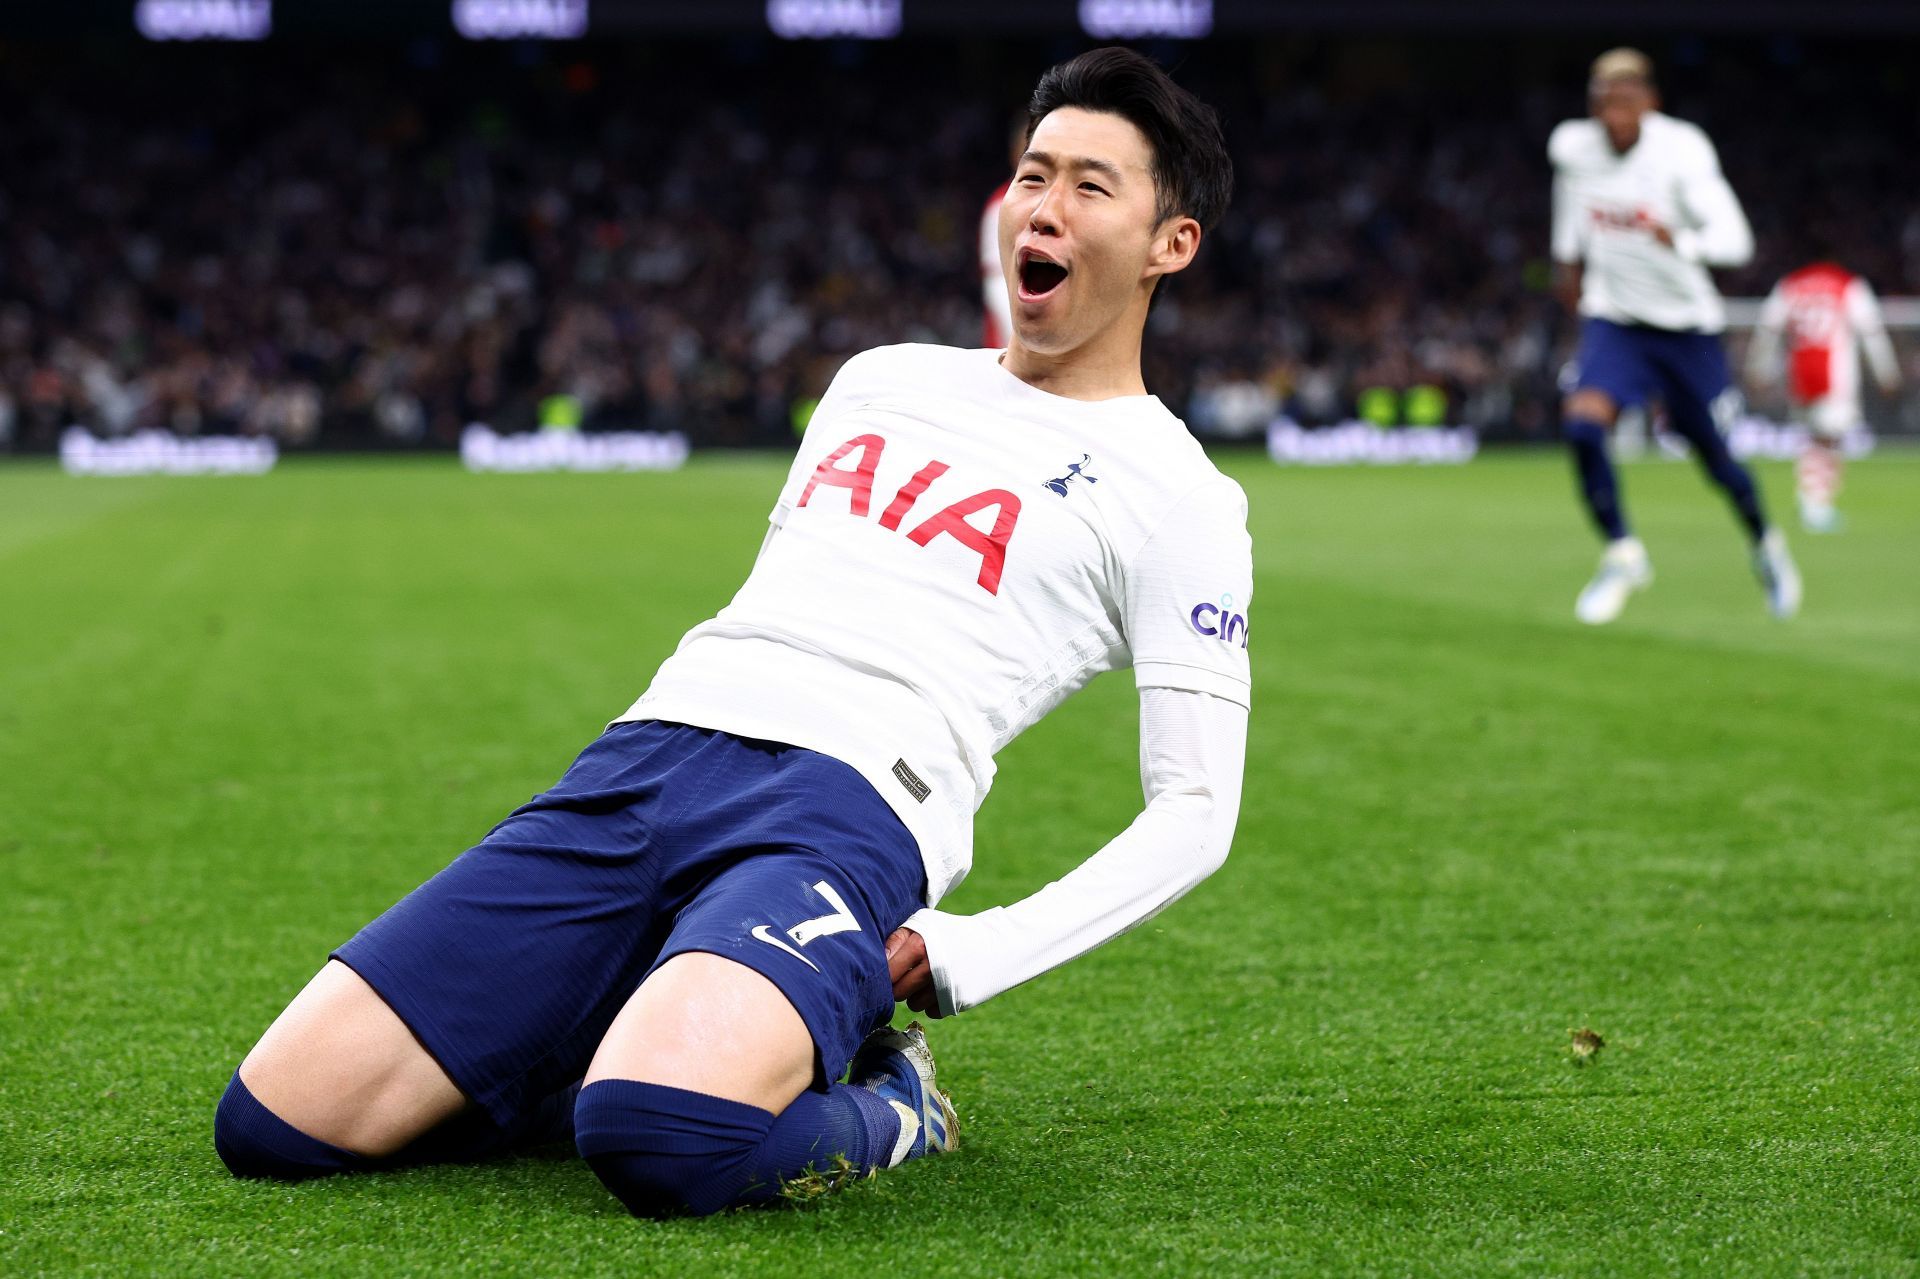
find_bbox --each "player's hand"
[1646,220,1675,248]
[1552,262,1583,315]
[885,926,943,1018]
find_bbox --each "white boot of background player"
[1575,536,1653,625]
[1753,528,1802,619]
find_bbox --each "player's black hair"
[1026,47,1233,233]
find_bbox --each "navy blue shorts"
[332,721,926,1128]
[1569,316,1738,436]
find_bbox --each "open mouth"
[1018,251,1069,300]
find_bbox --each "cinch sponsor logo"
[1190,593,1248,648]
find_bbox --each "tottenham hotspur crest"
[1044,454,1097,497]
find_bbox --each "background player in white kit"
[1551,47,1799,624]
[214,48,1249,1218]
[1746,259,1903,532]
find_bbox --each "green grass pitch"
[2,449,1917,1277]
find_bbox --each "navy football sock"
[760,1081,902,1186]
[1674,415,1768,541]
[216,1071,580,1179]
[1564,415,1628,541]
[575,1079,901,1217]
[576,1081,773,1216]
[214,1072,366,1180]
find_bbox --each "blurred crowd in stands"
[2,37,1914,450]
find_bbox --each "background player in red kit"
[1747,261,1903,532]
[980,118,1027,347]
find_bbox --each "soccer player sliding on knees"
[1550,47,1799,624]
[215,47,1251,1217]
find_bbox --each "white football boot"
[1575,537,1653,625]
[849,1022,959,1167]
[1798,497,1841,535]
[1753,528,1802,619]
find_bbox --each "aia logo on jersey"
[1043,454,1097,497]
[1590,204,1662,240]
[1190,593,1248,648]
[797,434,1021,594]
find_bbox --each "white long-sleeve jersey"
[1747,263,1901,430]
[620,343,1252,1012]
[1550,111,1753,333]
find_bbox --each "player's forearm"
[1672,179,1753,268]
[904,688,1247,1015]
[903,786,1230,1015]
[1549,173,1585,270]
[1552,262,1583,315]
[1671,227,1752,269]
[1744,327,1781,384]
[1864,331,1902,390]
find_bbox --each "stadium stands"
[0,38,1912,450]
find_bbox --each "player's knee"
[214,1071,366,1181]
[574,1079,770,1218]
[579,1144,705,1218]
[1564,389,1617,428]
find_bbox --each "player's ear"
[1144,216,1201,282]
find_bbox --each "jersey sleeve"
[1745,283,1789,383]
[770,349,882,526]
[1546,119,1581,168]
[1547,122,1587,266]
[902,684,1247,1014]
[1550,171,1586,265]
[1847,278,1903,389]
[1123,477,1253,708]
[1670,130,1753,269]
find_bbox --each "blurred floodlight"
[452,0,589,41]
[135,0,272,41]
[766,0,902,40]
[1079,0,1212,39]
